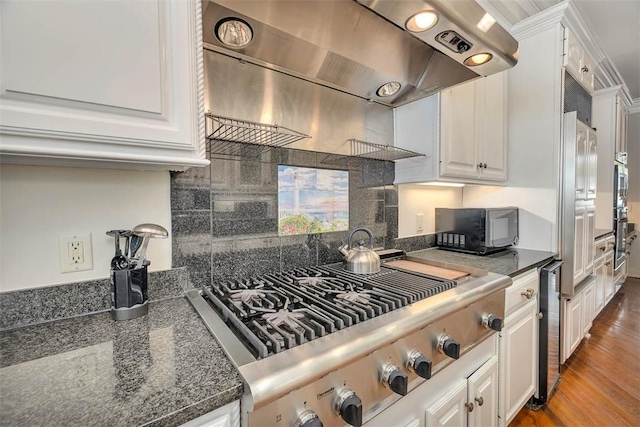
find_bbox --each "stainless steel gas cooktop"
[187,251,511,427]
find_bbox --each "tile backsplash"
[171,148,399,286]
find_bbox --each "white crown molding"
[510,1,569,40]
[593,85,624,99]
[630,98,640,115]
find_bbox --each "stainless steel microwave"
[435,207,519,255]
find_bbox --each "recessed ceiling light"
[376,81,401,97]
[405,11,439,32]
[215,18,253,49]
[464,53,493,66]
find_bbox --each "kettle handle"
[348,227,375,248]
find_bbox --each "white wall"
[461,25,564,253]
[0,164,172,292]
[627,111,640,277]
[398,186,462,237]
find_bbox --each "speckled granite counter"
[0,297,243,427]
[407,248,556,277]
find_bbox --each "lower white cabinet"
[593,256,606,315]
[180,401,240,427]
[562,277,595,363]
[499,298,538,427]
[604,251,615,304]
[425,356,499,427]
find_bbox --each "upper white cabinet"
[592,86,630,229]
[564,28,595,94]
[0,0,209,171]
[395,72,508,185]
[573,119,597,201]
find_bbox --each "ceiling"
[485,0,640,102]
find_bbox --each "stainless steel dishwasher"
[530,259,563,408]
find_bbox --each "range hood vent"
[202,0,518,107]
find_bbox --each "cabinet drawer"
[594,238,607,259]
[505,270,539,316]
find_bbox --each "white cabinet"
[425,380,469,427]
[574,120,597,201]
[585,206,596,272]
[0,0,208,171]
[563,291,583,361]
[593,235,615,315]
[425,356,499,427]
[616,97,629,158]
[582,282,594,337]
[395,72,507,185]
[574,206,586,283]
[564,28,595,94]
[440,72,508,182]
[499,298,538,426]
[499,269,539,427]
[562,277,596,363]
[593,87,630,228]
[180,401,240,427]
[593,256,606,315]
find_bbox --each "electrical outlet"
[59,233,93,273]
[416,213,424,234]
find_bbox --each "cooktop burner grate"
[202,265,457,358]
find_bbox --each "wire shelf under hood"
[349,139,424,161]
[205,114,311,156]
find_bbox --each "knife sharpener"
[110,266,149,321]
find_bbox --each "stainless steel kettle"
[338,227,381,274]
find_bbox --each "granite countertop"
[407,247,556,277]
[0,297,243,427]
[595,228,614,239]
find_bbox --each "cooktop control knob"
[294,410,323,427]
[438,334,461,359]
[381,363,408,396]
[408,350,432,379]
[483,314,503,331]
[335,388,362,427]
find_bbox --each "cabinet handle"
[599,247,606,251]
[477,162,483,168]
[483,163,488,169]
[537,312,544,320]
[521,288,535,299]
[582,65,589,73]
[465,402,474,412]
[475,397,484,406]
[604,262,611,266]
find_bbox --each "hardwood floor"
[509,277,640,427]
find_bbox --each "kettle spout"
[338,242,349,257]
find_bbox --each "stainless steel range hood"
[202,0,518,107]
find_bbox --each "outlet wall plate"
[59,233,93,273]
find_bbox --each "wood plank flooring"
[509,277,640,427]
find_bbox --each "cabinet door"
[581,53,596,94]
[564,29,583,82]
[594,257,605,315]
[468,356,498,427]
[586,130,598,199]
[585,206,596,273]
[425,380,468,427]
[0,0,206,170]
[615,98,624,154]
[440,81,478,179]
[500,299,537,426]
[564,293,583,360]
[478,73,508,182]
[575,121,589,200]
[574,207,586,283]
[582,282,594,336]
[604,251,615,303]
